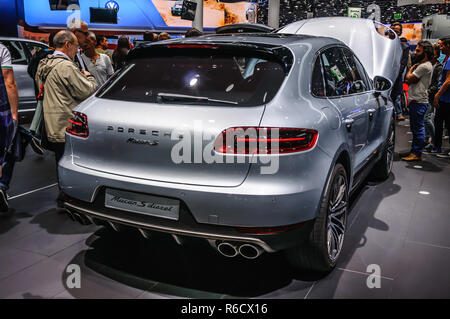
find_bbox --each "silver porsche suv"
[60,27,396,272]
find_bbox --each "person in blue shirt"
[433,37,450,157]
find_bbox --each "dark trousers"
[434,101,450,150]
[53,142,65,165]
[46,141,65,185]
[0,157,16,191]
[409,102,429,156]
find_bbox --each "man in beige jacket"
[36,30,97,206]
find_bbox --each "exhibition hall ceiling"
[256,0,448,26]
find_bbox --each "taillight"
[66,111,89,138]
[213,127,318,154]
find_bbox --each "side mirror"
[373,76,392,95]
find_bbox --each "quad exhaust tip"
[239,244,263,259]
[217,242,239,257]
[216,241,263,259]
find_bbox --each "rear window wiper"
[157,93,238,105]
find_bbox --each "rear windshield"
[98,48,290,106]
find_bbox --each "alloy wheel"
[327,173,347,261]
[387,123,395,173]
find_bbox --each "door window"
[23,42,47,58]
[341,48,370,93]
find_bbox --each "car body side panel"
[12,64,35,106]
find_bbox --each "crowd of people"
[0,18,449,215]
[0,20,203,213]
[387,22,450,162]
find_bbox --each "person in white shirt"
[81,32,114,86]
[0,43,19,213]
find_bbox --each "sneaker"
[401,153,422,161]
[397,115,406,121]
[0,189,8,213]
[436,152,450,159]
[30,138,44,156]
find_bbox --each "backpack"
[29,54,64,152]
[27,48,55,96]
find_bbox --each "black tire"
[369,119,395,182]
[286,163,348,272]
[400,91,408,116]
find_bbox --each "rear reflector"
[66,111,89,138]
[214,127,318,154]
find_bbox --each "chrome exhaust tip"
[238,244,263,259]
[217,242,239,258]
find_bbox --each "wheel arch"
[313,144,352,219]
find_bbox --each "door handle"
[343,118,354,130]
[368,109,376,119]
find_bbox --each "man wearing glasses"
[67,18,90,72]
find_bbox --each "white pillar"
[192,0,204,32]
[268,0,280,29]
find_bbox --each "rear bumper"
[63,191,313,252]
[59,149,330,228]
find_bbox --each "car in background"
[215,23,274,34]
[61,33,395,272]
[0,37,48,123]
[171,0,183,16]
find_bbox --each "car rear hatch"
[69,42,293,187]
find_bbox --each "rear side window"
[99,49,289,106]
[0,41,27,65]
[320,47,350,97]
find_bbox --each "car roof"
[0,37,48,47]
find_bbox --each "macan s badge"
[126,137,159,146]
